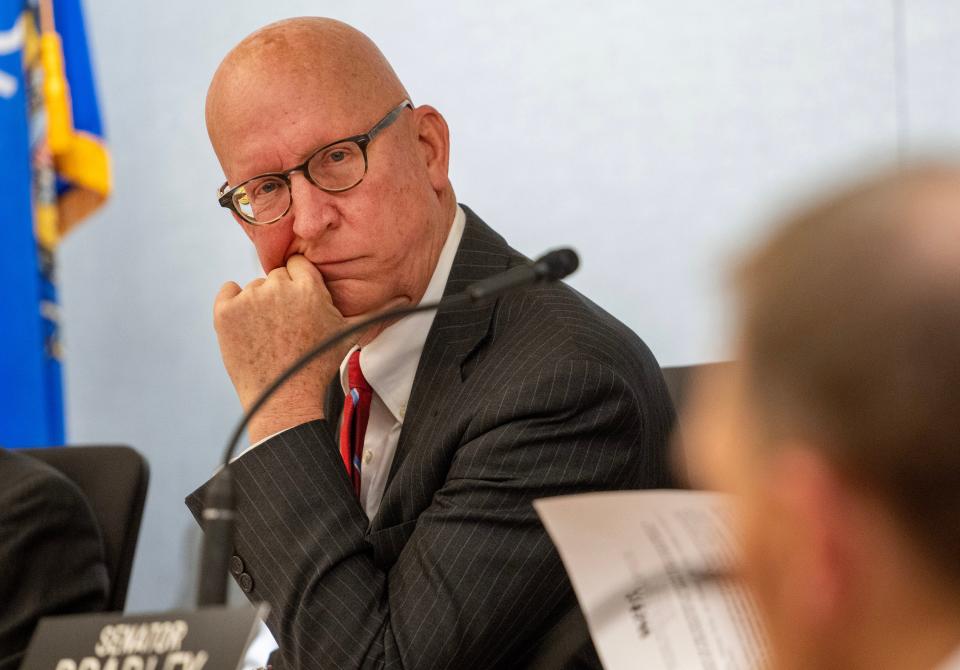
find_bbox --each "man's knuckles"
[243,277,267,291]
[216,281,242,301]
[266,266,291,283]
[213,268,345,341]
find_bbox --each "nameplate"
[20,606,265,670]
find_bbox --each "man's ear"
[770,446,854,626]
[412,105,451,194]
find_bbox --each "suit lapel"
[375,207,518,524]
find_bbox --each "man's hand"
[214,255,355,443]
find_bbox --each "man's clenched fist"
[214,254,355,443]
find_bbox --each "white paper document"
[534,490,769,670]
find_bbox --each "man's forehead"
[210,80,393,172]
[209,55,356,127]
[213,98,365,182]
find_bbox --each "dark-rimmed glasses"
[217,99,413,225]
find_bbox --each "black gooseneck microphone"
[197,247,580,607]
[466,248,579,301]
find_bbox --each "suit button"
[230,555,244,576]
[238,572,254,593]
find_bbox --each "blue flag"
[0,0,109,446]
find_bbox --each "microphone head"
[534,248,580,281]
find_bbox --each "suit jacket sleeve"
[187,356,656,669]
[0,455,109,670]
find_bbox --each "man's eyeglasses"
[216,99,413,225]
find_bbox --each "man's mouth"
[311,257,364,280]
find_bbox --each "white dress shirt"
[340,206,465,519]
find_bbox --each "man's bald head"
[206,18,409,158]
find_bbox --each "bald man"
[186,18,675,669]
[685,166,960,670]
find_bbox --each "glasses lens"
[307,141,367,191]
[233,176,289,223]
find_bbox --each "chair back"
[18,445,149,612]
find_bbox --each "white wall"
[58,1,960,611]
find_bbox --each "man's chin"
[328,290,366,319]
[327,281,389,319]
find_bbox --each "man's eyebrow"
[295,117,372,163]
[293,133,340,163]
[293,143,321,164]
[238,143,322,181]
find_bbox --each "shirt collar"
[339,205,466,423]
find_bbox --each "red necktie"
[340,349,372,497]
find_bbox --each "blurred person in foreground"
[186,16,676,669]
[685,165,960,670]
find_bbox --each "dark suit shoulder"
[0,449,95,525]
[490,279,662,381]
[454,205,674,438]
[457,206,659,375]
[0,449,109,670]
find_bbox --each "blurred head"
[206,18,456,316]
[687,166,960,669]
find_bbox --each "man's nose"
[288,172,340,239]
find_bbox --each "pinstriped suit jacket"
[186,205,676,669]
